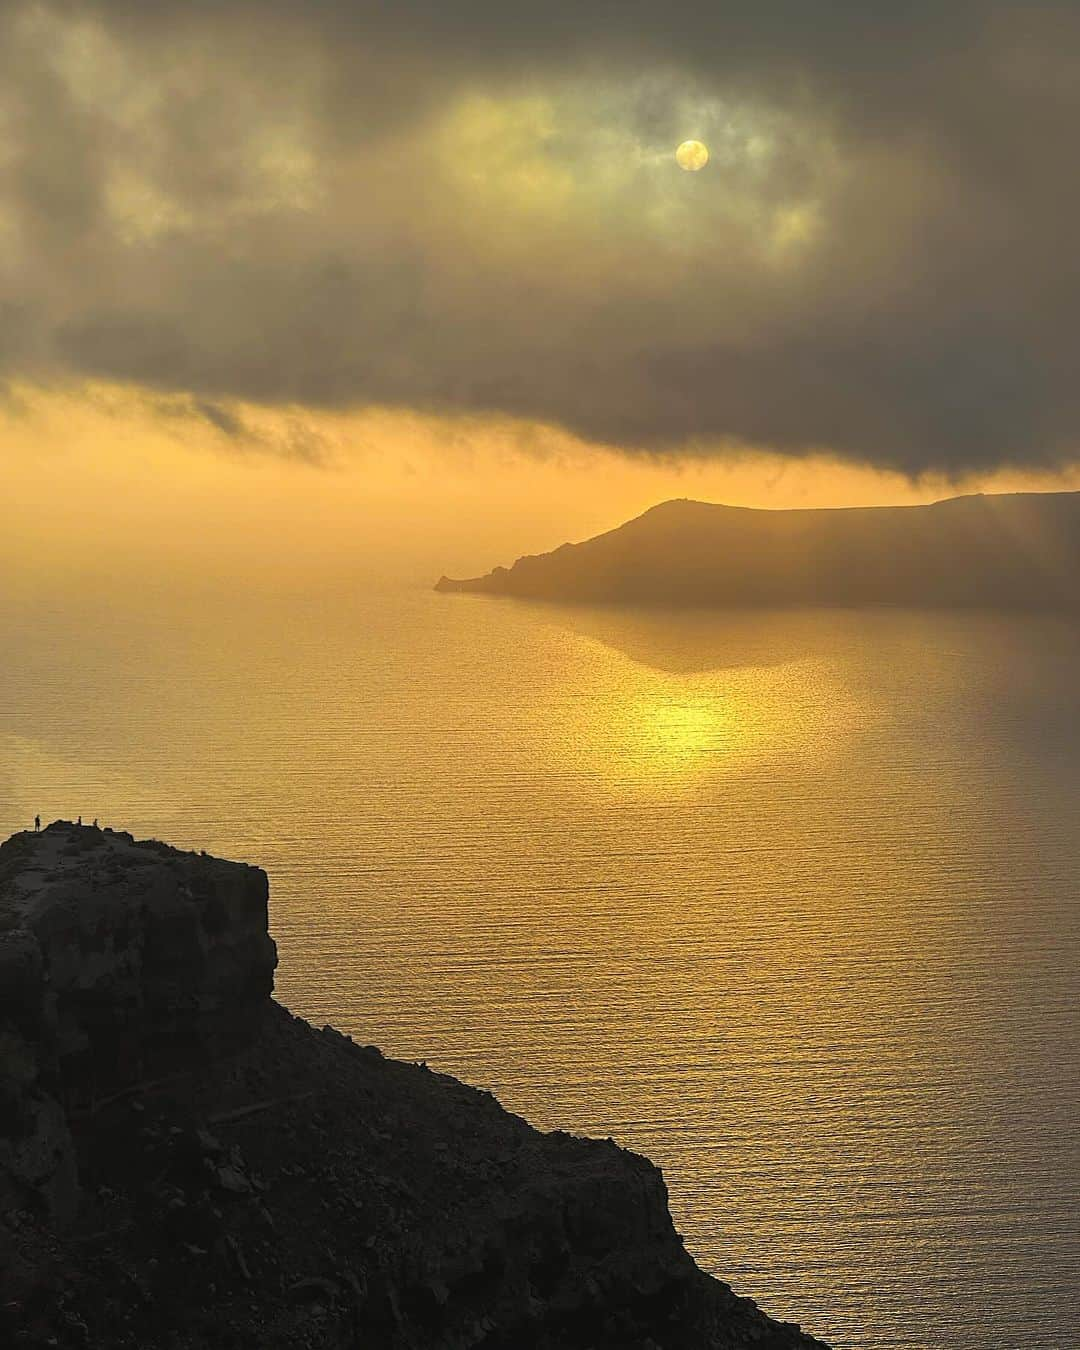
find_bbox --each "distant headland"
[0,820,828,1349]
[436,491,1080,609]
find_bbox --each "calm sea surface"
[2,586,1078,1349]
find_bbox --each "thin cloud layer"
[2,1,1080,472]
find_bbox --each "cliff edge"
[0,822,829,1349]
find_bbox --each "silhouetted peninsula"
[435,492,1080,609]
[0,822,828,1349]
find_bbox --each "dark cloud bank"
[3,1,1080,473]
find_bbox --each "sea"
[2,584,1078,1349]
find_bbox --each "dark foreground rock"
[0,823,829,1349]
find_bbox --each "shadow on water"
[437,588,1080,681]
[507,597,1044,676]
[535,603,833,674]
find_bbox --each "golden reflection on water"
[577,668,784,784]
[561,618,849,791]
[606,678,753,778]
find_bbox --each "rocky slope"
[436,491,1080,609]
[0,822,829,1349]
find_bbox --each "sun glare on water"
[565,659,840,791]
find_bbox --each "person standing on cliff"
[34,814,40,832]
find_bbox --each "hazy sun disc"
[676,139,709,172]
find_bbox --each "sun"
[675,139,709,172]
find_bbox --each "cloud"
[142,392,336,465]
[1,1,1079,473]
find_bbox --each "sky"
[3,1,1080,585]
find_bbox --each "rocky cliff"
[0,822,829,1350]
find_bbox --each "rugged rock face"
[0,822,275,1224]
[0,823,829,1349]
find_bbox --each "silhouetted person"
[93,818,98,828]
[34,815,40,832]
[77,816,82,826]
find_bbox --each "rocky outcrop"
[0,823,829,1349]
[0,822,275,1225]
